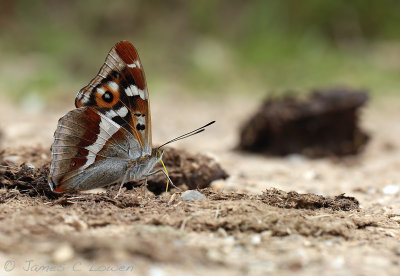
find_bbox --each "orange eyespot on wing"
[94,83,120,108]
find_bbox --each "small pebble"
[331,257,345,268]
[52,244,74,263]
[4,156,19,165]
[382,185,400,195]
[325,240,333,246]
[216,227,228,238]
[303,170,317,180]
[251,235,261,245]
[148,267,165,276]
[181,190,206,201]
[285,154,305,164]
[23,163,35,170]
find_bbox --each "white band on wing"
[83,116,119,169]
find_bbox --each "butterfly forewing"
[75,41,152,155]
[49,107,142,192]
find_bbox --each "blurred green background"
[1,0,400,105]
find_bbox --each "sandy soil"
[0,94,400,276]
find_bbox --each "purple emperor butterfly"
[48,41,214,197]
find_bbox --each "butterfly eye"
[102,91,113,103]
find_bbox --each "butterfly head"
[151,148,164,161]
[156,148,164,159]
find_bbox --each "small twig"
[180,215,194,231]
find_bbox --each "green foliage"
[0,0,399,102]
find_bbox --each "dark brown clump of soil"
[0,149,55,198]
[238,88,369,157]
[259,188,359,211]
[142,147,229,194]
[0,147,228,197]
[204,188,359,211]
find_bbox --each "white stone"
[382,185,400,195]
[148,267,165,276]
[23,163,35,170]
[181,190,206,201]
[304,170,317,180]
[52,244,74,263]
[251,235,261,245]
[4,156,19,165]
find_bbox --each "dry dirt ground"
[0,94,400,276]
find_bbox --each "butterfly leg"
[145,170,182,191]
[114,170,130,199]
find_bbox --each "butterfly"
[48,41,214,197]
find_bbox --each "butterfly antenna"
[157,121,215,149]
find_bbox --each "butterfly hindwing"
[75,41,152,155]
[48,107,142,192]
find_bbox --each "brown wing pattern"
[75,41,152,155]
[49,107,143,192]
